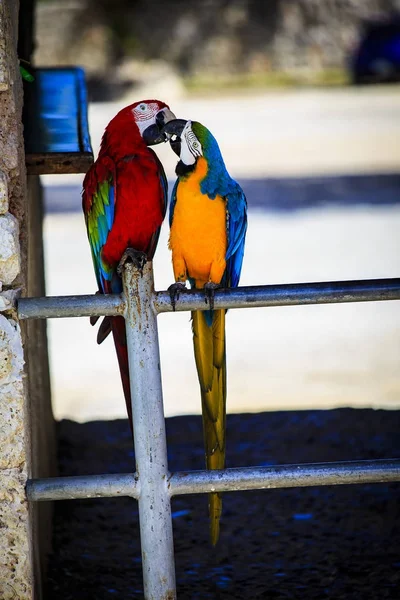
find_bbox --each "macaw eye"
[139,103,146,111]
[193,141,199,148]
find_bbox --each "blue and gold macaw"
[162,119,247,544]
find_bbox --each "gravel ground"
[46,409,400,599]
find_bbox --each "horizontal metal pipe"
[155,278,400,313]
[16,279,400,319]
[26,459,400,502]
[168,459,400,496]
[18,294,124,319]
[26,473,138,501]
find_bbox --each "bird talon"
[117,248,148,277]
[204,282,220,311]
[168,282,187,311]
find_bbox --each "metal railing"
[19,264,400,600]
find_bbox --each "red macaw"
[82,100,175,426]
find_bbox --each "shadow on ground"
[43,173,400,214]
[46,409,400,599]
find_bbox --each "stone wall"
[0,0,55,598]
[34,0,400,85]
[0,1,32,597]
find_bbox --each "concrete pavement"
[43,86,400,189]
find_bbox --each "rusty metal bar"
[154,278,400,313]
[26,459,400,503]
[17,293,124,319]
[16,278,400,320]
[26,473,138,501]
[122,262,177,599]
[168,459,400,496]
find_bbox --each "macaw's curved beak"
[142,108,177,146]
[161,119,188,156]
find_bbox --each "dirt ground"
[46,409,400,599]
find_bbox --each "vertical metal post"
[123,261,176,600]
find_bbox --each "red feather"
[102,152,165,265]
[82,100,169,430]
[111,316,132,425]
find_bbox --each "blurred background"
[35,0,400,421]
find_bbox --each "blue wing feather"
[83,159,116,293]
[195,125,247,289]
[224,183,247,288]
[104,185,115,230]
[169,178,179,227]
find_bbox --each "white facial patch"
[132,102,159,135]
[180,121,202,165]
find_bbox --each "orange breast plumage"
[169,158,227,287]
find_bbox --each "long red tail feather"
[111,316,132,429]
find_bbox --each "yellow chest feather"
[169,158,227,284]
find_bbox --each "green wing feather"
[84,173,116,292]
